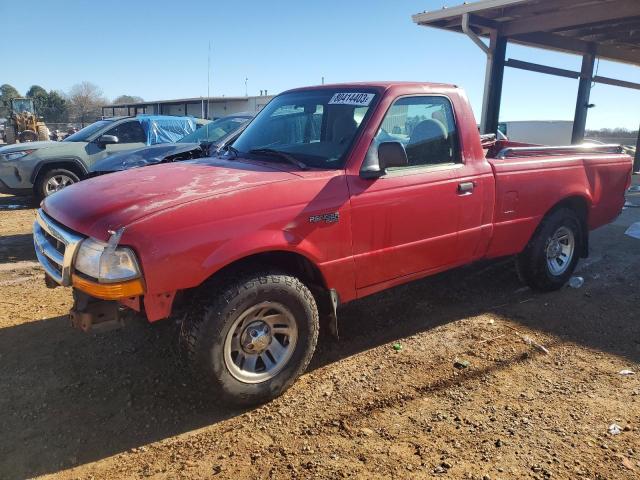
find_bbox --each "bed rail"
[495,144,624,160]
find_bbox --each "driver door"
[86,120,147,163]
[347,95,464,291]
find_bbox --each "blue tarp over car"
[137,115,196,145]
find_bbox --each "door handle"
[458,181,475,194]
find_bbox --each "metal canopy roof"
[412,0,640,66]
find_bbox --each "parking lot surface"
[1,184,639,479]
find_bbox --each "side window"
[375,96,461,168]
[105,121,146,144]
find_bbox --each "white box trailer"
[498,120,573,146]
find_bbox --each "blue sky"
[3,0,639,129]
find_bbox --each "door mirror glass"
[97,134,119,145]
[378,141,408,170]
[360,141,408,178]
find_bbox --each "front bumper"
[0,178,32,195]
[33,209,83,285]
[33,208,145,299]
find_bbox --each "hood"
[0,140,58,153]
[90,142,201,173]
[43,158,297,238]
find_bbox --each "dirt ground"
[1,184,639,480]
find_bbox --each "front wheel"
[19,129,38,142]
[516,208,583,291]
[35,168,80,200]
[180,271,319,406]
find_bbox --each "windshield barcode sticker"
[329,92,375,106]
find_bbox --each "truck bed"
[484,142,632,259]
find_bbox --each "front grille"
[33,210,84,286]
[42,228,65,256]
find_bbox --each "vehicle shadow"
[0,194,36,210]
[0,314,241,479]
[0,234,37,263]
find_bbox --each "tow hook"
[69,289,122,333]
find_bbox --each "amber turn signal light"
[71,275,145,300]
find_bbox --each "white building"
[102,94,274,120]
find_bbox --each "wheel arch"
[31,157,88,184]
[208,249,329,292]
[540,194,591,257]
[196,248,336,334]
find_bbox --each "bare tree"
[68,81,106,126]
[113,95,144,104]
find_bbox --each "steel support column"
[480,33,507,134]
[571,52,595,144]
[634,123,640,173]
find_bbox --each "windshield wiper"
[248,148,308,170]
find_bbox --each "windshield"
[231,89,377,169]
[178,116,250,144]
[11,99,35,114]
[63,120,114,142]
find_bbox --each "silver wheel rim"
[223,301,298,384]
[45,174,74,195]
[545,226,575,276]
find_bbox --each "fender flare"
[30,157,89,184]
[200,229,327,283]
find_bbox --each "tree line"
[586,127,639,139]
[0,82,143,126]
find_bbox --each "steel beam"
[571,53,596,145]
[593,76,640,91]
[480,32,507,134]
[505,59,640,90]
[505,59,580,79]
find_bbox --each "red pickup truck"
[33,82,632,405]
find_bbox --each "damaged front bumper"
[69,289,122,333]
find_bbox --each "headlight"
[1,149,36,161]
[74,237,141,283]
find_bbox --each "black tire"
[516,208,583,292]
[19,129,37,142]
[4,126,16,144]
[35,168,80,200]
[180,271,319,406]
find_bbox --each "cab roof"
[283,81,459,94]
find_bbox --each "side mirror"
[96,134,119,146]
[360,141,408,178]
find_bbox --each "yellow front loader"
[3,98,49,144]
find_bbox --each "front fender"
[31,156,88,183]
[200,228,326,281]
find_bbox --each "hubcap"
[45,174,74,195]
[545,226,575,276]
[223,302,297,383]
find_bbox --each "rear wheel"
[4,126,16,144]
[180,271,319,406]
[35,168,80,199]
[516,208,582,291]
